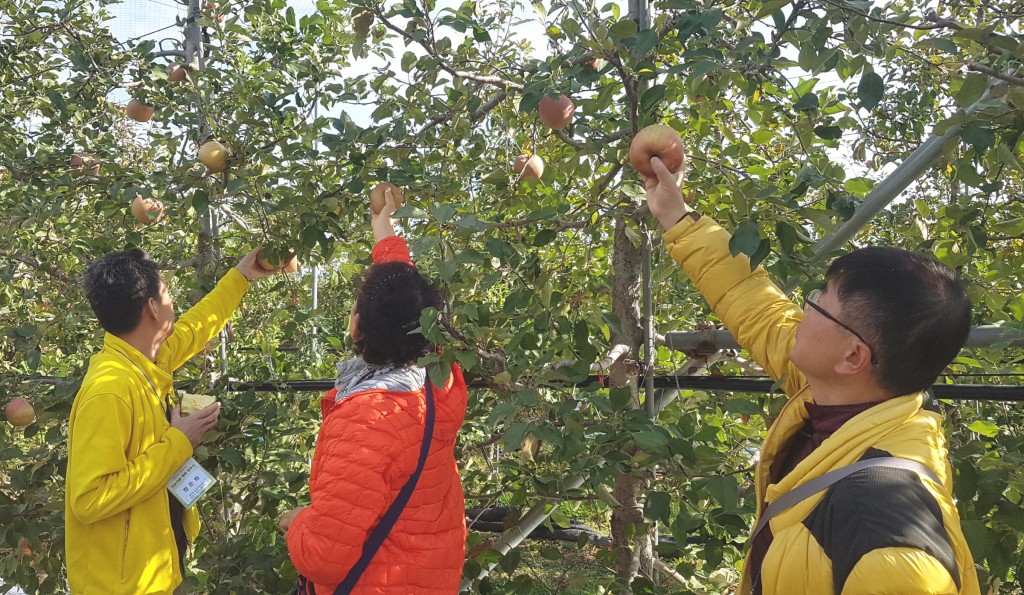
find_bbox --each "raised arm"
[645,157,805,394]
[369,186,414,266]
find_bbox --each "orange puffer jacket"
[287,237,468,594]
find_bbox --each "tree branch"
[0,250,72,282]
[967,63,1024,87]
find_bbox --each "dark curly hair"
[82,248,163,335]
[353,261,440,367]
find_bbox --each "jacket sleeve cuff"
[663,211,707,245]
[371,236,414,266]
[224,267,251,292]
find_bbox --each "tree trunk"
[609,216,654,581]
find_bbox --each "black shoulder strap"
[750,456,941,543]
[333,379,436,594]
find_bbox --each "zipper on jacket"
[121,510,131,582]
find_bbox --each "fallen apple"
[628,124,686,179]
[126,99,154,122]
[257,247,299,273]
[131,195,164,224]
[198,140,229,173]
[538,94,575,131]
[369,182,405,214]
[5,397,35,427]
[513,154,544,181]
[167,63,188,82]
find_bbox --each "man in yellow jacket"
[644,155,980,595]
[65,247,280,594]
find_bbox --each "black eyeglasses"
[803,289,878,365]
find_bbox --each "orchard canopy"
[3,0,1024,592]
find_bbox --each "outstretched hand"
[371,187,399,242]
[279,506,305,532]
[644,156,690,231]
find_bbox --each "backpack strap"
[332,380,437,594]
[750,457,941,542]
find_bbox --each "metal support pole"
[458,475,587,592]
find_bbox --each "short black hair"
[83,248,164,335]
[826,247,971,396]
[353,261,439,367]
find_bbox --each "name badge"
[167,457,217,508]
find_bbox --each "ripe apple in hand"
[514,154,544,181]
[5,397,35,427]
[126,99,154,122]
[538,94,574,130]
[369,182,405,214]
[629,124,685,179]
[131,195,164,224]
[257,248,299,273]
[199,140,229,173]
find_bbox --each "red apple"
[514,154,544,181]
[538,94,575,130]
[126,99,154,122]
[257,248,299,273]
[131,195,164,224]
[369,182,405,214]
[629,124,686,179]
[167,63,188,82]
[18,537,32,557]
[70,153,100,176]
[5,397,35,427]
[585,56,605,70]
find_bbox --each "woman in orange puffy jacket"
[280,189,468,593]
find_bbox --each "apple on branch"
[199,140,229,173]
[126,99,154,122]
[538,94,575,131]
[629,124,686,179]
[5,397,35,427]
[131,195,164,224]
[514,154,544,181]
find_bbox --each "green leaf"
[956,73,989,107]
[960,124,995,151]
[729,221,761,258]
[639,84,666,115]
[857,71,884,110]
[635,429,669,452]
[723,398,762,415]
[706,475,739,512]
[813,125,843,140]
[644,491,672,523]
[755,0,790,20]
[793,92,819,111]
[968,420,999,438]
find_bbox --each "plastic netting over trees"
[3,0,1024,592]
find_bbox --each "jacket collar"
[764,391,929,502]
[102,332,174,400]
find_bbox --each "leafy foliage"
[3,0,1024,592]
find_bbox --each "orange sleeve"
[371,236,413,266]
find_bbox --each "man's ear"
[834,340,873,376]
[143,297,159,321]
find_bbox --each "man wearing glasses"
[644,155,979,595]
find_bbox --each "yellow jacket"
[664,217,980,595]
[65,269,249,594]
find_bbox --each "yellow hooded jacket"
[664,216,979,595]
[65,269,249,594]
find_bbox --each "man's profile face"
[790,286,857,379]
